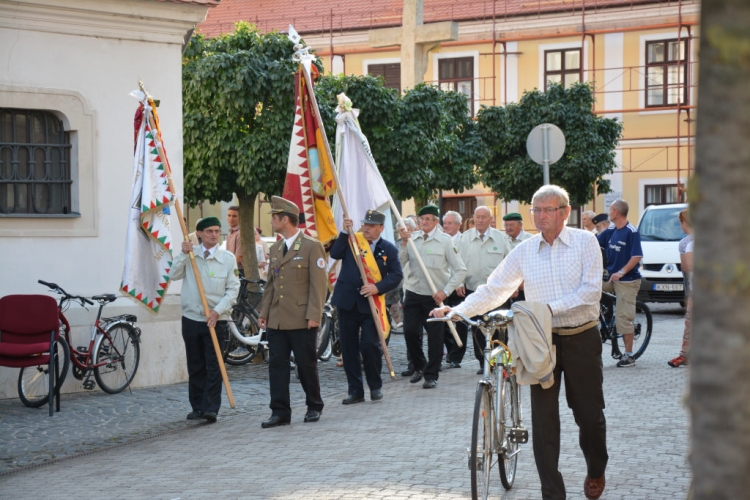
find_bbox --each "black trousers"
[444,291,468,364]
[403,291,444,381]
[267,327,324,419]
[338,308,382,397]
[182,317,227,414]
[530,326,608,500]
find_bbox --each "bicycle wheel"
[471,383,494,500]
[317,314,332,361]
[18,336,71,408]
[93,324,140,394]
[226,310,261,366]
[616,301,653,360]
[498,372,519,490]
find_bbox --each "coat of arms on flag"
[120,91,174,313]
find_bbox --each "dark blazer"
[330,232,403,313]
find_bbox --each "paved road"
[0,305,690,499]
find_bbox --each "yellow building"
[199,0,699,227]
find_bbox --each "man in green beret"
[397,204,466,389]
[503,212,532,250]
[170,216,240,423]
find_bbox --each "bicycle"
[429,309,528,500]
[226,277,267,366]
[599,290,653,360]
[20,280,142,407]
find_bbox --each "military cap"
[361,209,386,225]
[592,213,609,225]
[502,212,523,221]
[417,205,440,217]
[196,216,221,231]
[268,196,300,216]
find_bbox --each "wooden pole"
[300,64,397,379]
[145,107,236,409]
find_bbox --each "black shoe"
[304,410,321,423]
[202,411,218,423]
[342,395,365,405]
[410,371,423,383]
[476,368,484,375]
[186,410,203,420]
[451,362,461,369]
[261,415,291,428]
[423,379,437,389]
[370,389,383,401]
[401,369,414,377]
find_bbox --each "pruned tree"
[476,82,622,206]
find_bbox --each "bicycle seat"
[92,294,117,302]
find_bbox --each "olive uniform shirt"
[399,227,466,297]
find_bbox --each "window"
[438,57,473,114]
[1,109,73,215]
[544,49,581,90]
[567,205,581,228]
[644,184,685,207]
[645,39,688,107]
[368,63,401,93]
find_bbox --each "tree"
[691,1,750,498]
[315,77,485,207]
[182,23,320,279]
[476,82,622,206]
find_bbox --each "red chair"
[0,294,63,416]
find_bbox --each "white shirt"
[456,227,510,291]
[455,226,602,328]
[283,229,301,251]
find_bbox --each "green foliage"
[315,77,484,204]
[477,82,622,206]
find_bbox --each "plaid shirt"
[455,226,602,328]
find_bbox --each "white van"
[636,203,688,304]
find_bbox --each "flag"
[120,92,173,313]
[282,63,338,246]
[353,232,390,338]
[333,93,394,242]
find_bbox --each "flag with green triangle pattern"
[120,93,173,313]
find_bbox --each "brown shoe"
[584,475,605,499]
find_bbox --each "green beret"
[417,205,440,217]
[196,216,221,231]
[502,212,523,221]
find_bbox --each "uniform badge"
[316,257,325,269]
[234,269,239,277]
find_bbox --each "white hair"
[443,210,462,225]
[531,185,570,207]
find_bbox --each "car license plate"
[653,283,683,291]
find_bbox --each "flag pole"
[298,61,397,380]
[140,84,236,408]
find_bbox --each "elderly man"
[503,212,533,250]
[170,216,240,424]
[330,209,403,403]
[593,213,610,234]
[454,206,511,372]
[582,210,597,233]
[432,185,608,500]
[398,204,466,389]
[597,200,643,368]
[259,197,328,427]
[442,210,462,243]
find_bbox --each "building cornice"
[0,0,211,45]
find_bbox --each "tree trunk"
[237,194,260,282]
[692,1,750,498]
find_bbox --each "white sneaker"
[616,355,635,368]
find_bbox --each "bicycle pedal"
[510,427,529,444]
[82,379,96,390]
[77,346,88,353]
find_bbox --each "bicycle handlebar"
[38,279,95,306]
[427,309,513,328]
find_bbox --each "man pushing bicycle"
[431,185,608,500]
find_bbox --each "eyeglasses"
[530,206,567,215]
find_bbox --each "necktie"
[204,249,210,259]
[480,233,485,242]
[283,244,288,256]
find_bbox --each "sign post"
[526,123,566,186]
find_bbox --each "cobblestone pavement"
[0,305,691,499]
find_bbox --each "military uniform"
[400,216,466,385]
[261,228,328,422]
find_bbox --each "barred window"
[645,39,688,107]
[368,63,401,93]
[438,57,474,115]
[0,108,73,215]
[545,49,582,90]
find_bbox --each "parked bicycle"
[429,309,528,500]
[19,280,142,407]
[599,290,653,360]
[226,277,267,366]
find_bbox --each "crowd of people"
[170,187,694,500]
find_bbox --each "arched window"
[0,109,72,215]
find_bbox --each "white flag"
[333,95,394,242]
[120,91,174,313]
